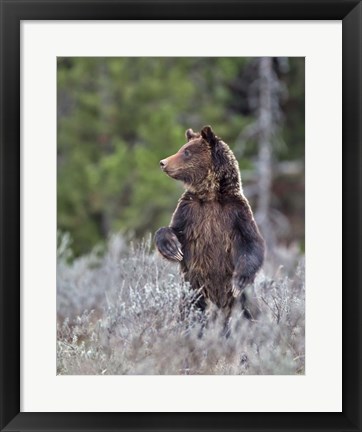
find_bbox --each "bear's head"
[159,126,241,197]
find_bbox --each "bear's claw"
[155,227,183,262]
[232,275,249,298]
[231,284,241,298]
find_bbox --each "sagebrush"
[57,234,305,375]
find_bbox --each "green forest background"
[57,57,305,257]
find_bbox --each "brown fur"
[155,126,265,317]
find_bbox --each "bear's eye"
[184,149,191,157]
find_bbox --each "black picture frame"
[1,1,361,431]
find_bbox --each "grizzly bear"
[155,126,265,319]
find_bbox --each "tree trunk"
[256,57,276,250]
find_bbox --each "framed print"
[1,1,361,431]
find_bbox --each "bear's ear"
[202,126,228,173]
[185,128,195,141]
[201,125,217,145]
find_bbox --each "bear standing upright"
[155,126,265,319]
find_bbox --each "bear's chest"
[184,201,228,239]
[179,200,236,305]
[181,200,234,263]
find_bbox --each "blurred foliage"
[57,57,304,256]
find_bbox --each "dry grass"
[57,234,305,375]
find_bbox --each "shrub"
[57,234,305,375]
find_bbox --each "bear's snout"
[160,153,180,173]
[160,159,167,170]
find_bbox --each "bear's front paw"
[155,228,183,262]
[231,283,241,298]
[231,274,250,298]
